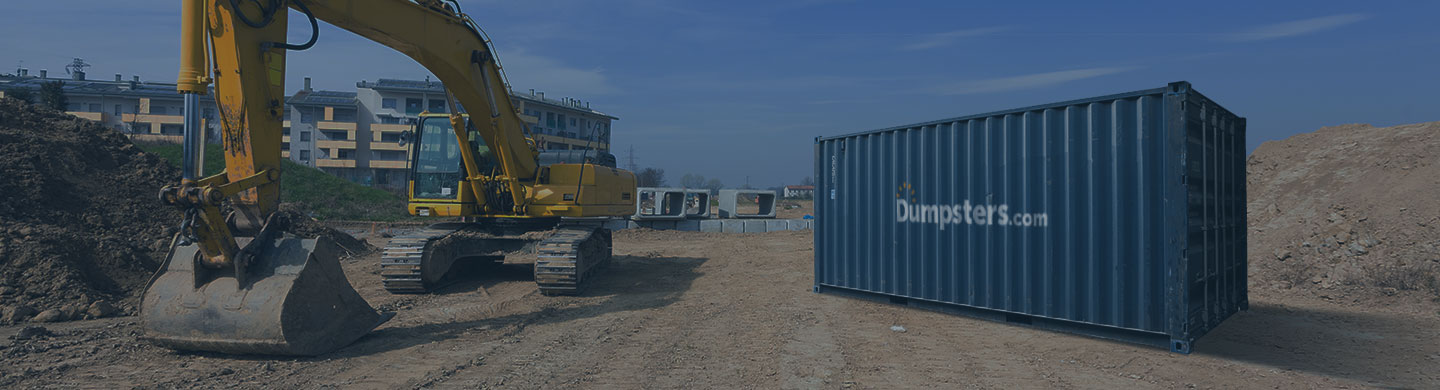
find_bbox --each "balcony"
[68,111,109,122]
[316,139,357,150]
[316,121,356,131]
[371,142,409,151]
[128,134,183,143]
[316,159,357,168]
[121,113,183,125]
[370,160,407,169]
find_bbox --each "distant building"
[283,79,361,181]
[355,78,616,151]
[2,70,618,192]
[0,70,221,143]
[783,185,814,199]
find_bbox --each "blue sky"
[4,1,1437,188]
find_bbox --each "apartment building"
[0,70,221,143]
[282,80,362,181]
[3,70,618,192]
[355,78,616,149]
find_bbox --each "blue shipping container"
[814,82,1246,353]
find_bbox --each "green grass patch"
[139,143,413,221]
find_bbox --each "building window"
[333,108,356,122]
[376,169,389,185]
[557,114,567,130]
[300,131,311,142]
[546,112,555,127]
[373,150,407,161]
[300,109,315,124]
[428,99,446,113]
[152,106,166,115]
[283,127,291,136]
[160,124,183,135]
[337,149,355,159]
[299,150,310,161]
[570,118,577,127]
[132,122,151,133]
[382,98,397,109]
[114,104,121,116]
[405,98,423,115]
[322,130,347,140]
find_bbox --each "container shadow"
[1198,301,1438,388]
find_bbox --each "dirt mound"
[1247,121,1440,308]
[276,203,375,256]
[0,98,179,322]
[0,99,374,324]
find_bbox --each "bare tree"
[637,168,666,187]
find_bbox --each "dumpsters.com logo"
[895,182,1049,230]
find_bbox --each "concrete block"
[643,220,677,230]
[787,219,806,231]
[743,220,768,233]
[676,220,701,231]
[722,220,745,233]
[634,187,688,220]
[766,220,787,232]
[684,189,711,219]
[718,189,778,219]
[700,220,723,233]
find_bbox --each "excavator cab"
[407,114,493,216]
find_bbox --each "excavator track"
[534,223,613,296]
[379,226,461,294]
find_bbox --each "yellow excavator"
[143,0,635,355]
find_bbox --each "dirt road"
[2,229,1436,389]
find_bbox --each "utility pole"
[626,145,638,172]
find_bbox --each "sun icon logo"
[897,182,917,203]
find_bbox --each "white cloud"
[930,67,1137,95]
[1225,14,1370,42]
[899,27,1008,51]
[494,50,619,96]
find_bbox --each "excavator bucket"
[141,234,390,356]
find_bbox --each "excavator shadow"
[333,254,709,357]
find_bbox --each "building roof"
[287,89,356,107]
[356,77,617,120]
[0,75,210,100]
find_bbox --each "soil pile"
[1247,121,1440,308]
[0,99,374,324]
[0,98,179,322]
[276,203,375,256]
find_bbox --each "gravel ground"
[1,229,1436,389]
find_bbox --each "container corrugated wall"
[813,82,1246,353]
